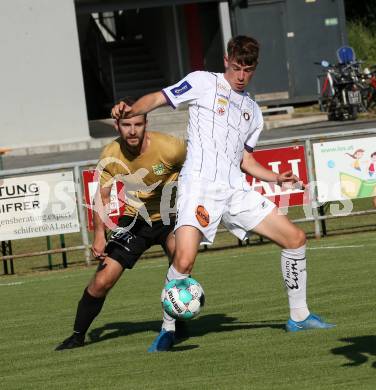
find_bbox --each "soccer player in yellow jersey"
[56,98,186,350]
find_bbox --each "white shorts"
[175,175,275,244]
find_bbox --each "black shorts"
[105,216,175,269]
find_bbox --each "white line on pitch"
[0,281,24,287]
[308,245,364,250]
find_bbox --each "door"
[286,0,347,99]
[234,0,290,103]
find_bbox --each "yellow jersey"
[98,131,186,222]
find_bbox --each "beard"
[125,136,142,147]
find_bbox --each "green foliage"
[1,231,376,389]
[347,21,376,68]
[344,0,376,28]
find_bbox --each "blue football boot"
[147,329,175,352]
[286,313,336,332]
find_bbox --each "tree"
[344,0,376,27]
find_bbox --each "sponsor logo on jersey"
[217,82,230,92]
[243,111,251,121]
[217,97,228,106]
[171,81,192,96]
[195,205,210,227]
[217,106,226,116]
[217,93,229,100]
[152,163,165,176]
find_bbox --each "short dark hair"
[118,96,147,121]
[227,35,260,67]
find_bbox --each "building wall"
[0,0,89,149]
[233,0,347,104]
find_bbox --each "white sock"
[281,244,310,322]
[161,265,189,332]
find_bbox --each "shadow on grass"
[88,314,285,348]
[88,314,285,352]
[331,336,376,368]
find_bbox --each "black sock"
[73,288,106,337]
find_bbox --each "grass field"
[1,230,375,389]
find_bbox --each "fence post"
[46,236,53,270]
[318,205,328,236]
[305,139,321,239]
[60,234,68,268]
[74,165,91,265]
[1,241,14,275]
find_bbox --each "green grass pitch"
[1,231,375,389]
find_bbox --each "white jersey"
[162,71,263,188]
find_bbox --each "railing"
[96,13,117,41]
[1,128,376,272]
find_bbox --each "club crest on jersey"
[152,163,165,175]
[195,205,210,227]
[243,111,251,121]
[171,81,192,96]
[217,106,226,116]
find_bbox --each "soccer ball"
[161,277,205,320]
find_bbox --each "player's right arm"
[91,185,112,259]
[111,91,167,119]
[112,71,209,119]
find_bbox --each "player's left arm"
[240,150,303,188]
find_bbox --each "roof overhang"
[75,0,222,14]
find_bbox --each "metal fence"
[1,128,376,272]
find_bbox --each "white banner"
[313,137,376,202]
[0,172,80,240]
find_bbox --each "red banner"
[247,146,309,207]
[82,170,126,231]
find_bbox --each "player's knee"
[175,260,194,274]
[173,251,195,274]
[287,228,306,249]
[89,276,114,297]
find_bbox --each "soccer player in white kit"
[112,36,335,352]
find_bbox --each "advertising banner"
[83,146,309,232]
[82,170,125,231]
[0,172,79,240]
[313,137,376,202]
[246,145,308,207]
